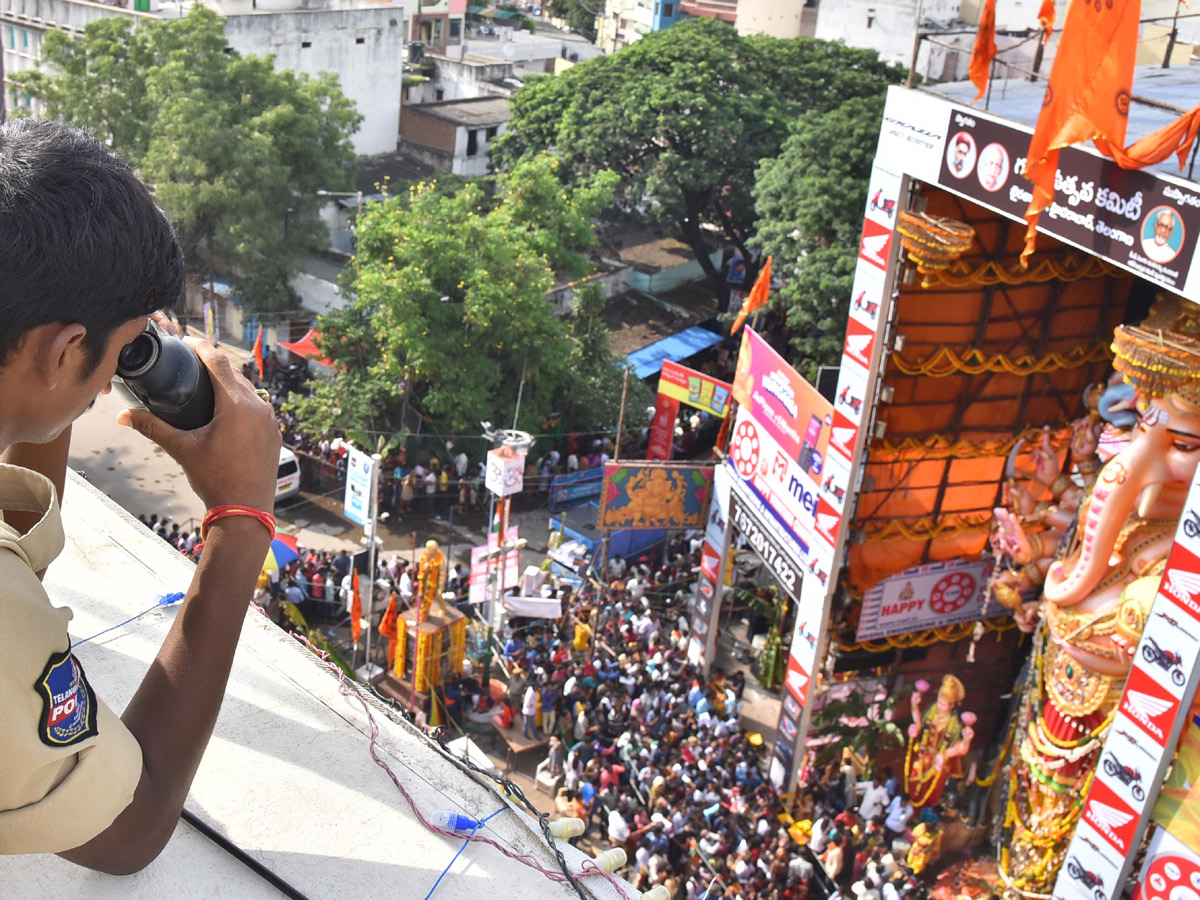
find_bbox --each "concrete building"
[594,0,653,53]
[404,51,520,105]
[398,96,509,175]
[735,0,816,38]
[0,0,409,156]
[813,0,1044,83]
[409,0,466,52]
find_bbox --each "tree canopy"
[491,18,903,310]
[288,155,643,439]
[753,94,885,380]
[15,7,361,312]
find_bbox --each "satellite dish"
[502,43,515,58]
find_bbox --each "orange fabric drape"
[1095,103,1200,171]
[1037,0,1055,44]
[969,0,997,102]
[350,569,363,646]
[731,256,772,334]
[1021,0,1140,265]
[253,324,265,381]
[379,592,399,665]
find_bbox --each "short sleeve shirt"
[0,464,142,854]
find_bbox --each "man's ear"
[36,323,88,389]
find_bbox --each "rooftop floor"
[0,471,630,900]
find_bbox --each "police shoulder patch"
[34,650,99,748]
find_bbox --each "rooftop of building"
[0,471,629,900]
[405,96,511,127]
[928,64,1200,183]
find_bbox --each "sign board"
[1053,466,1200,900]
[548,467,604,510]
[485,445,526,497]
[855,558,1008,641]
[597,462,713,530]
[659,360,732,418]
[1134,828,1200,900]
[342,446,374,527]
[468,526,520,606]
[646,391,678,461]
[689,464,731,666]
[875,85,1200,301]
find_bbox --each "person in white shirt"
[884,793,913,839]
[521,683,540,739]
[859,774,890,822]
[607,803,631,844]
[398,565,413,604]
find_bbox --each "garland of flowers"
[854,513,994,543]
[869,426,1072,462]
[891,342,1112,379]
[918,253,1120,289]
[897,211,976,270]
[837,617,1017,652]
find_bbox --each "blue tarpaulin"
[625,325,724,380]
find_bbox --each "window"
[21,28,27,46]
[486,126,498,141]
[435,88,444,101]
[301,40,311,48]
[449,19,462,42]
[355,36,365,44]
[466,129,479,157]
[7,26,14,48]
[662,2,673,15]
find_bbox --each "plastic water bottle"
[429,809,481,833]
[593,847,627,872]
[549,817,585,839]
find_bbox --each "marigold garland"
[868,426,1072,462]
[891,342,1112,378]
[853,513,994,543]
[836,616,1017,652]
[918,253,1121,289]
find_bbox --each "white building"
[398,95,508,176]
[813,0,1046,83]
[594,0,653,53]
[735,0,817,38]
[0,0,408,156]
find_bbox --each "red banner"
[646,392,679,461]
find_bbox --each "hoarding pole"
[362,452,382,681]
[614,365,631,463]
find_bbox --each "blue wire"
[424,805,507,900]
[72,592,185,648]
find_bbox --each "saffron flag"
[1096,102,1200,172]
[253,324,265,382]
[730,256,772,335]
[350,569,363,646]
[379,592,399,665]
[1037,0,1055,44]
[969,0,997,102]
[1020,0,1140,265]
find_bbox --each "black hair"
[0,119,184,375]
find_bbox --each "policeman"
[0,119,281,872]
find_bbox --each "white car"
[276,447,301,502]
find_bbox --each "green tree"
[15,7,361,313]
[288,155,636,439]
[545,0,596,31]
[491,18,902,310]
[753,94,885,379]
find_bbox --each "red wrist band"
[201,505,276,541]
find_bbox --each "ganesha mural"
[995,296,1200,890]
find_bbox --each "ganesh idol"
[1001,295,1200,891]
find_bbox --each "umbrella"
[264,533,300,572]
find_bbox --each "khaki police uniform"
[0,463,142,854]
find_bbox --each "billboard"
[548,467,604,510]
[485,444,526,497]
[875,85,1200,301]
[855,558,1009,641]
[598,462,713,530]
[659,360,732,418]
[467,526,520,606]
[342,446,374,527]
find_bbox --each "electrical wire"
[71,592,185,648]
[179,807,313,900]
[424,805,507,900]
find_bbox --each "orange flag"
[969,0,997,102]
[730,256,772,335]
[1096,103,1200,171]
[350,569,363,646]
[253,324,265,382]
[1020,0,1140,265]
[1037,0,1056,44]
[379,592,399,665]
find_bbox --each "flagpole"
[362,452,382,682]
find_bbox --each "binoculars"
[112,320,214,430]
